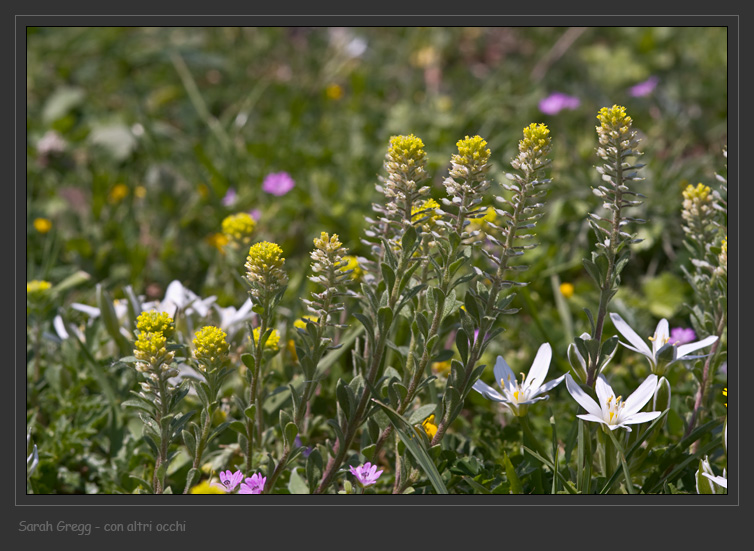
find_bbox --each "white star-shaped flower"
[565,373,661,432]
[610,313,717,374]
[472,343,565,417]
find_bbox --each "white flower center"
[503,372,529,404]
[604,394,626,425]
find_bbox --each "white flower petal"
[472,380,507,403]
[624,411,663,425]
[537,374,565,395]
[524,343,552,393]
[565,374,603,418]
[622,374,658,416]
[493,355,516,393]
[652,319,670,356]
[71,303,102,318]
[676,336,718,358]
[576,413,607,425]
[702,472,728,489]
[610,313,653,358]
[594,374,614,413]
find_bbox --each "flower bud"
[652,376,671,412]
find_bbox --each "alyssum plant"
[46,105,725,494]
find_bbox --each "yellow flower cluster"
[455,135,491,168]
[682,183,711,203]
[245,241,288,296]
[313,232,343,254]
[192,325,230,367]
[251,327,281,351]
[27,280,52,305]
[596,104,633,135]
[134,331,168,362]
[723,387,727,408]
[136,310,175,339]
[387,134,427,167]
[519,123,551,155]
[222,213,256,246]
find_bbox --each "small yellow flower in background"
[432,360,451,377]
[27,280,52,304]
[723,387,727,408]
[718,237,727,273]
[189,480,226,494]
[559,282,575,299]
[136,310,175,339]
[421,414,438,439]
[222,212,256,247]
[411,45,439,68]
[411,198,441,230]
[468,206,497,236]
[207,232,230,252]
[326,83,344,100]
[193,326,230,368]
[33,218,52,234]
[134,185,147,198]
[340,255,364,281]
[251,327,280,352]
[108,183,130,204]
[293,315,318,330]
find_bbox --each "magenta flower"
[211,469,244,492]
[670,327,696,346]
[239,473,266,494]
[249,208,261,221]
[262,172,295,196]
[628,76,659,97]
[349,462,383,487]
[538,92,580,115]
[222,187,238,207]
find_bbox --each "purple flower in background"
[222,187,238,207]
[262,172,295,196]
[239,473,266,494]
[249,208,261,221]
[349,462,383,487]
[628,76,659,97]
[670,327,697,346]
[211,469,244,492]
[539,92,580,115]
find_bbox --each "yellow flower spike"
[136,310,175,339]
[33,218,52,234]
[455,135,491,168]
[411,198,441,229]
[519,123,551,154]
[245,241,288,296]
[596,105,632,131]
[559,282,575,299]
[313,232,343,253]
[682,183,712,203]
[387,134,426,166]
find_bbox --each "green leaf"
[407,404,438,425]
[502,452,523,494]
[182,430,196,458]
[241,353,255,371]
[287,468,309,494]
[284,422,299,450]
[371,399,448,494]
